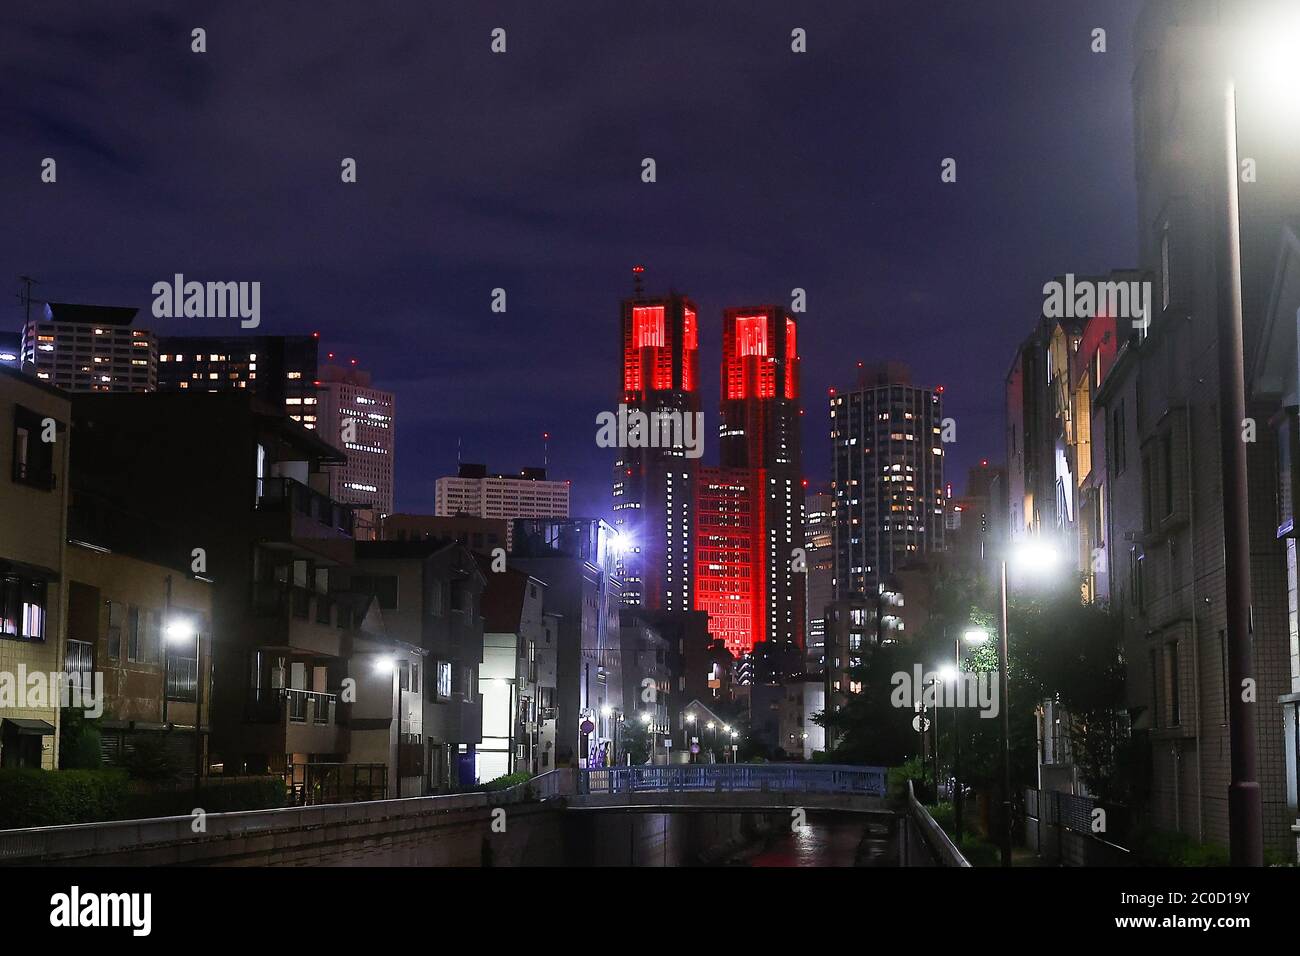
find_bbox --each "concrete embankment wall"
[3,800,784,867]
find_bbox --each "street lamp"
[993,541,1061,866]
[684,712,696,761]
[1206,7,1300,867]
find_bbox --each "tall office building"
[156,333,321,427]
[315,358,395,518]
[831,361,944,600]
[20,302,156,392]
[804,487,834,672]
[694,466,762,658]
[612,280,700,612]
[694,305,805,660]
[435,463,569,550]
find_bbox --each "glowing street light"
[165,618,194,643]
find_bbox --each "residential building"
[20,302,156,393]
[830,361,944,601]
[380,513,509,555]
[510,518,622,768]
[0,366,70,767]
[63,540,213,771]
[477,555,550,780]
[619,608,676,763]
[156,333,321,427]
[68,391,357,780]
[435,463,569,550]
[805,487,835,673]
[350,541,487,793]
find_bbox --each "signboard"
[579,719,594,734]
[912,714,931,733]
[690,744,700,755]
[664,739,672,749]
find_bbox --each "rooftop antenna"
[17,275,37,326]
[632,264,645,298]
[457,436,462,466]
[542,431,550,468]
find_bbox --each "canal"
[721,811,898,867]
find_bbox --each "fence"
[0,769,573,864]
[1024,787,1130,866]
[578,763,887,796]
[899,780,970,867]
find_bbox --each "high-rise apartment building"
[20,302,156,393]
[156,333,321,428]
[831,361,944,600]
[435,463,569,550]
[612,285,700,613]
[315,359,395,518]
[694,466,762,658]
[804,487,834,672]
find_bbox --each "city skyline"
[1,0,1141,519]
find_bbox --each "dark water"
[736,812,896,867]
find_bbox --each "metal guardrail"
[903,780,970,867]
[0,770,573,864]
[578,763,887,797]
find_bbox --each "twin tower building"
[612,272,805,673]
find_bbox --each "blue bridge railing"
[578,763,887,797]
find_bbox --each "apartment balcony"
[243,687,348,756]
[255,476,355,566]
[250,583,348,660]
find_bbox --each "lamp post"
[951,628,991,843]
[993,541,1061,867]
[1207,4,1294,866]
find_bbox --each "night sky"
[2,0,1140,519]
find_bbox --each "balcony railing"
[64,639,95,675]
[252,583,340,629]
[246,687,337,726]
[256,476,354,536]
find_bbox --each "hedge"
[0,770,287,829]
[0,768,130,829]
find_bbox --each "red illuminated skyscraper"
[612,275,699,613]
[695,306,805,662]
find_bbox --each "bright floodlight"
[685,713,696,723]
[600,705,612,718]
[373,655,395,674]
[706,722,715,730]
[640,712,652,725]
[963,628,990,644]
[164,619,194,643]
[938,664,959,683]
[1010,539,1060,571]
[730,731,738,739]
[1234,12,1300,109]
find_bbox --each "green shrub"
[58,709,102,770]
[929,800,955,833]
[120,735,186,782]
[888,756,932,801]
[1131,828,1230,867]
[0,768,129,829]
[483,771,533,792]
[958,835,1001,867]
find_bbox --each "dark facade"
[69,391,356,776]
[156,333,321,429]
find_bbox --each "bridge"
[570,763,891,814]
[0,763,965,867]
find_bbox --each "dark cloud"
[1,0,1140,517]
